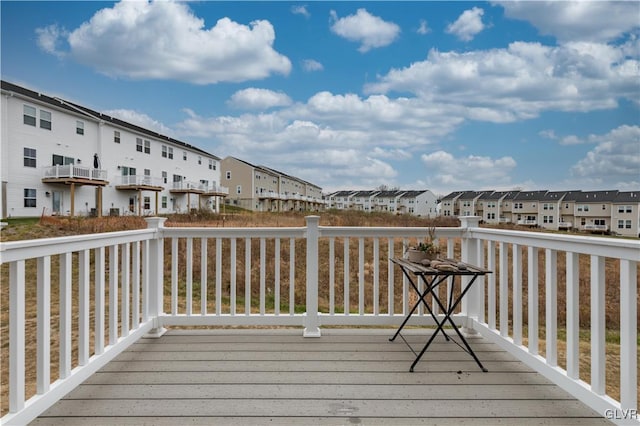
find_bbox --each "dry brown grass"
[0,211,636,417]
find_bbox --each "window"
[594,219,606,226]
[144,140,150,154]
[183,151,187,161]
[52,154,74,165]
[23,148,36,167]
[161,145,173,158]
[136,138,143,152]
[198,156,202,165]
[23,105,36,126]
[618,220,625,229]
[24,188,36,207]
[236,185,242,194]
[162,171,167,184]
[40,110,51,130]
[114,130,121,143]
[618,205,632,213]
[121,166,136,176]
[626,220,632,229]
[162,196,168,209]
[144,196,151,210]
[226,171,231,180]
[209,159,215,170]
[76,121,84,135]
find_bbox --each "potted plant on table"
[405,226,440,262]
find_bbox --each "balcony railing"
[115,175,164,187]
[42,165,107,181]
[0,217,638,425]
[584,224,609,232]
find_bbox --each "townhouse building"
[441,189,639,237]
[397,190,438,217]
[221,157,323,212]
[612,191,640,237]
[1,81,226,219]
[511,190,549,225]
[326,191,355,210]
[326,189,438,217]
[440,191,464,217]
[478,191,518,225]
[572,190,619,233]
[456,191,485,217]
[351,190,379,212]
[538,191,566,230]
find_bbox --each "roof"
[399,190,430,198]
[440,191,466,201]
[352,190,379,197]
[540,191,568,201]
[458,191,484,200]
[329,190,355,197]
[513,190,549,201]
[613,191,640,203]
[1,80,220,160]
[479,191,518,200]
[572,190,619,203]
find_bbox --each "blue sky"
[2,1,639,196]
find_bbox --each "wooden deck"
[33,329,611,425]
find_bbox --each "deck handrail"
[0,216,637,425]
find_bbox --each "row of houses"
[0,80,324,218]
[325,190,438,218]
[441,190,640,237]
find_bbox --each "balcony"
[169,181,205,194]
[584,224,609,232]
[203,184,229,197]
[258,190,279,200]
[559,221,573,229]
[42,165,108,186]
[115,175,164,191]
[517,219,538,226]
[1,217,638,425]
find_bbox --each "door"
[52,191,62,214]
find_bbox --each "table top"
[391,257,492,276]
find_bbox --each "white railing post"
[145,217,167,337]
[304,215,321,337]
[459,216,481,336]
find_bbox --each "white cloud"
[302,59,324,72]
[330,8,400,53]
[570,125,640,181]
[291,5,310,18]
[39,0,291,84]
[228,88,292,110]
[421,151,517,190]
[498,1,640,43]
[445,7,485,42]
[104,109,175,137]
[417,19,430,35]
[35,24,68,58]
[365,41,639,121]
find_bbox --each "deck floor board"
[33,329,611,425]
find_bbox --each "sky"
[1,1,639,196]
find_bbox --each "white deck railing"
[0,216,637,425]
[42,164,108,181]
